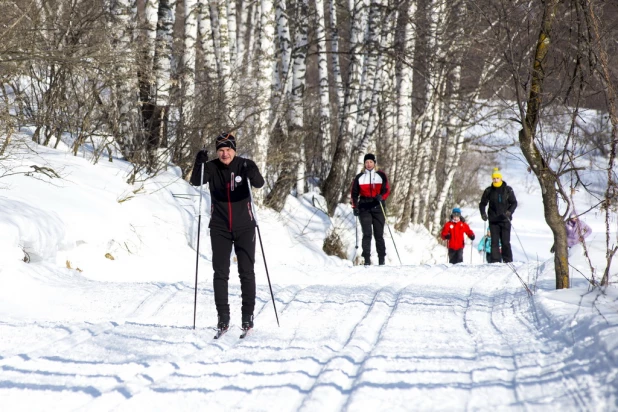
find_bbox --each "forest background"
[2,0,618,287]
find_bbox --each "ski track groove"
[76,284,301,410]
[295,283,406,412]
[0,321,120,366]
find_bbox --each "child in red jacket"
[441,208,475,264]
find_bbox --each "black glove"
[481,213,488,222]
[375,194,383,202]
[470,234,475,241]
[444,234,451,240]
[505,210,512,220]
[550,244,555,253]
[244,164,260,181]
[195,149,208,165]
[353,208,360,216]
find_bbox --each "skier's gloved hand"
[550,244,555,253]
[195,149,208,165]
[353,208,360,216]
[505,210,512,220]
[444,234,451,240]
[481,212,488,221]
[470,234,475,241]
[244,164,260,181]
[375,194,383,202]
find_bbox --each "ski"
[239,328,252,339]
[214,327,230,339]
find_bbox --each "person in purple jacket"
[566,212,592,247]
[550,212,592,253]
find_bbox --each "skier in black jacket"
[190,132,265,333]
[479,168,517,263]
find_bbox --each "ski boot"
[214,314,230,339]
[240,314,253,339]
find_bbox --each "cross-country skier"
[479,168,518,263]
[190,132,264,335]
[441,208,475,264]
[350,153,391,266]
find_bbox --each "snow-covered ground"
[1,135,617,411]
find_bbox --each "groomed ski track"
[0,262,616,411]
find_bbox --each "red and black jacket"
[351,169,391,211]
[190,156,264,232]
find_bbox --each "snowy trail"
[0,263,616,411]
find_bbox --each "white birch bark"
[110,0,139,157]
[291,0,309,196]
[328,0,344,116]
[237,0,249,68]
[273,0,292,115]
[352,0,382,168]
[182,0,199,135]
[226,0,238,68]
[197,0,217,84]
[411,0,446,224]
[315,0,332,177]
[154,0,175,108]
[253,0,276,188]
[393,0,415,211]
[144,0,160,67]
[322,0,369,213]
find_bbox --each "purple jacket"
[566,219,592,247]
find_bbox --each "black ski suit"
[190,155,264,320]
[479,182,517,263]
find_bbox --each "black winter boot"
[241,314,254,330]
[378,256,385,265]
[217,314,230,331]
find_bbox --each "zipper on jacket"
[227,182,232,231]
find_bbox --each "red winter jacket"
[441,220,475,250]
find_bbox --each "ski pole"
[354,213,359,264]
[193,163,204,330]
[379,202,402,266]
[470,239,473,264]
[510,221,529,262]
[483,221,486,263]
[247,178,280,327]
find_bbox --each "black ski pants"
[489,221,513,263]
[211,228,256,319]
[448,248,464,264]
[359,206,386,259]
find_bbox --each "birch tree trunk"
[265,0,309,211]
[252,0,276,201]
[110,0,139,160]
[328,0,344,118]
[314,0,332,178]
[323,0,368,215]
[180,0,198,163]
[150,0,175,169]
[392,0,416,215]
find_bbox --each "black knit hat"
[364,153,376,163]
[216,132,236,151]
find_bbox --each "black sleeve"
[350,175,360,208]
[242,159,265,188]
[507,186,518,213]
[189,158,210,186]
[479,187,489,214]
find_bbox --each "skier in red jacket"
[441,208,475,264]
[351,153,391,266]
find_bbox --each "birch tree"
[323,0,369,215]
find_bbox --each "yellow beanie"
[491,168,502,179]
